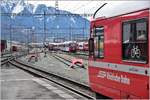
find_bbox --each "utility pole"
[55,0,59,10]
[55,0,59,42]
[69,25,71,41]
[43,11,47,57]
[44,11,46,44]
[10,25,12,56]
[27,29,30,55]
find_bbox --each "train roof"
[29,42,43,45]
[63,41,76,44]
[94,1,150,19]
[49,42,62,45]
[78,41,88,45]
[49,41,76,45]
[29,43,44,47]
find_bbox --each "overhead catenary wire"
[72,0,93,12]
[0,13,93,17]
[84,2,103,15]
[1,1,92,42]
[93,3,107,19]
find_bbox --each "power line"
[55,0,59,10]
[72,0,93,12]
[1,13,93,17]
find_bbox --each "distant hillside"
[1,0,90,42]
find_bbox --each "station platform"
[1,64,85,99]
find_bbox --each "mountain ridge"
[1,0,90,42]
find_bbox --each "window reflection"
[94,27,104,58]
[122,18,148,63]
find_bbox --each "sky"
[25,0,121,20]
[26,0,109,14]
[24,0,150,20]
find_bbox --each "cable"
[72,0,93,12]
[93,3,107,19]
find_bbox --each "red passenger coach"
[1,40,7,52]
[88,1,149,99]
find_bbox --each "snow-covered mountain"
[1,0,90,42]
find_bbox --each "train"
[48,41,77,52]
[0,40,29,54]
[60,41,77,52]
[77,42,88,51]
[1,40,7,52]
[48,43,62,51]
[88,1,149,99]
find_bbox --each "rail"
[9,59,95,99]
[1,57,14,65]
[61,52,89,60]
[52,53,86,69]
[1,52,27,65]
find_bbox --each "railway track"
[9,59,95,99]
[1,52,27,65]
[75,52,89,56]
[1,58,9,65]
[1,55,11,58]
[1,57,14,65]
[52,53,86,69]
[61,52,89,60]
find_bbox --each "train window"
[122,18,148,63]
[136,22,147,41]
[94,27,104,58]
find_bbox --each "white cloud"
[95,1,150,18]
[26,0,150,20]
[27,0,105,14]
[26,0,105,20]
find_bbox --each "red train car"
[1,40,7,52]
[77,42,88,51]
[60,41,77,52]
[11,46,18,52]
[83,42,88,51]
[88,1,149,99]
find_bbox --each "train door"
[121,17,149,98]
